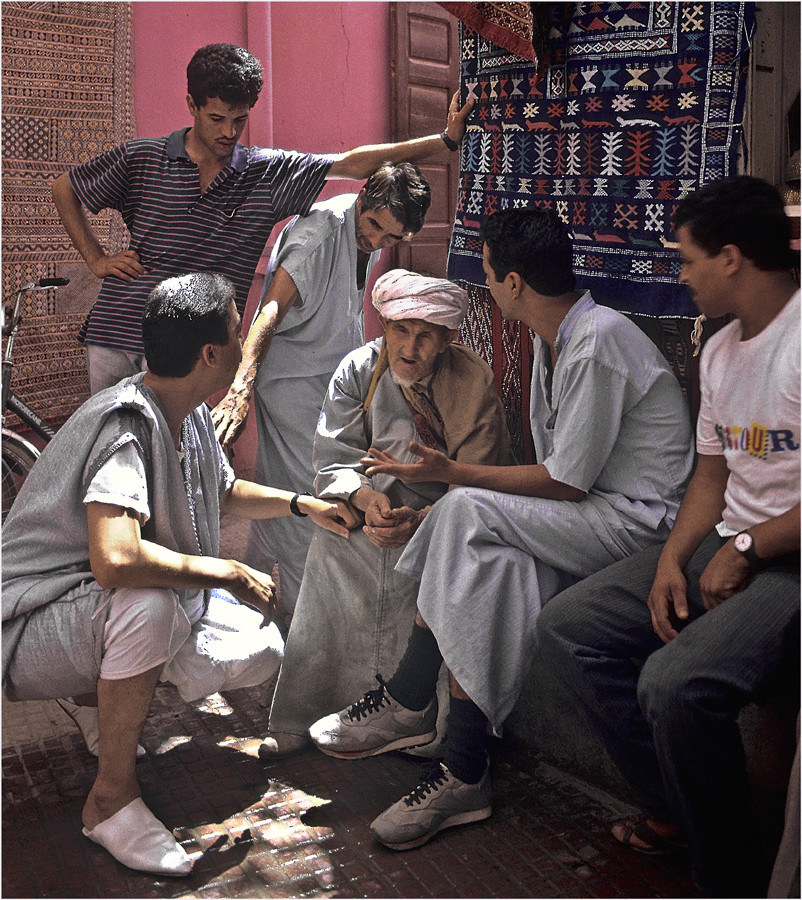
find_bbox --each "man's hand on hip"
[90,249,146,282]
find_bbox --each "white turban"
[371,269,468,330]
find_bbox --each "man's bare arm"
[364,442,586,501]
[51,173,146,282]
[221,480,351,539]
[648,453,728,643]
[87,502,279,622]
[211,266,300,446]
[327,93,475,180]
[698,502,800,611]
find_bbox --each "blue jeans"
[537,531,800,898]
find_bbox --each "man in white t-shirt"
[538,176,800,899]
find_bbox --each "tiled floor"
[2,515,704,898]
[2,684,703,899]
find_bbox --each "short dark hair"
[361,163,432,233]
[673,176,792,271]
[187,43,263,109]
[480,207,575,295]
[143,273,235,377]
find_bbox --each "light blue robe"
[247,194,380,615]
[397,294,696,730]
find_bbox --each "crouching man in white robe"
[309,208,696,851]
[259,268,510,758]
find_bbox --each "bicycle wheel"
[2,429,39,521]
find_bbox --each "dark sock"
[386,623,442,710]
[443,696,489,784]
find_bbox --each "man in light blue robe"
[309,208,695,852]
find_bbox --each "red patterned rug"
[2,1,136,425]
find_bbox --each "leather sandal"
[83,797,192,875]
[613,818,690,856]
[56,699,146,759]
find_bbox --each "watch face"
[735,532,752,552]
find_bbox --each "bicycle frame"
[5,392,56,442]
[1,278,68,438]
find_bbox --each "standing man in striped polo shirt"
[52,42,473,395]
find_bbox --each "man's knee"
[101,587,187,678]
[430,486,492,526]
[637,648,695,728]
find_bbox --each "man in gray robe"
[212,163,432,619]
[2,273,348,877]
[258,268,510,758]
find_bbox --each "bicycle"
[2,277,69,520]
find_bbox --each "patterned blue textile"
[448,2,756,317]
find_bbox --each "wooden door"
[390,3,460,277]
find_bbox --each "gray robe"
[247,194,381,615]
[266,339,510,743]
[2,374,231,691]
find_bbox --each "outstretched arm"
[211,266,300,447]
[327,92,475,180]
[363,442,585,501]
[52,173,146,282]
[221,479,352,539]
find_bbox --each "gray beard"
[389,367,420,388]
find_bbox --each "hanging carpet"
[2,1,136,425]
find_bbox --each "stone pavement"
[2,683,703,899]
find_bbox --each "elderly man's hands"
[351,486,426,549]
[362,442,451,484]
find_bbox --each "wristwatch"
[734,531,761,567]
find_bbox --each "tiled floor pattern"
[2,683,702,899]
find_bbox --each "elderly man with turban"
[259,269,510,758]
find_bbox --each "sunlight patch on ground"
[153,734,194,754]
[192,692,234,716]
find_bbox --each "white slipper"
[82,797,192,876]
[56,700,146,759]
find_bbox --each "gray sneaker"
[308,676,437,759]
[370,762,492,850]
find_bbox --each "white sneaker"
[370,762,491,850]
[308,676,437,759]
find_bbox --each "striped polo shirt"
[69,128,334,354]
